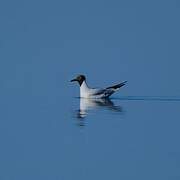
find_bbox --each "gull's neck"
[80,80,90,98]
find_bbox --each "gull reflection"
[76,98,123,125]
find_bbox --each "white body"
[80,81,91,98]
[80,81,115,98]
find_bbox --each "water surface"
[0,0,180,179]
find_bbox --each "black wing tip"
[122,81,128,84]
[106,81,127,90]
[119,81,128,86]
[118,81,127,88]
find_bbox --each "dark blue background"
[0,0,180,179]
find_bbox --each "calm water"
[0,0,180,179]
[0,72,180,180]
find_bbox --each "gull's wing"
[90,88,114,98]
[93,81,127,98]
[91,88,106,95]
[106,81,127,90]
[89,81,127,98]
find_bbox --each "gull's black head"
[70,75,86,86]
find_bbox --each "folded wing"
[106,81,127,90]
[90,81,127,98]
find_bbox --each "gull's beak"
[70,78,77,82]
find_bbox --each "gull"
[71,75,127,98]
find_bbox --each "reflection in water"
[73,95,180,126]
[75,98,123,126]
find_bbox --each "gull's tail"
[106,81,127,90]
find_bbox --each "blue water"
[0,0,180,179]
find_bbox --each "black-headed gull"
[71,75,127,98]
